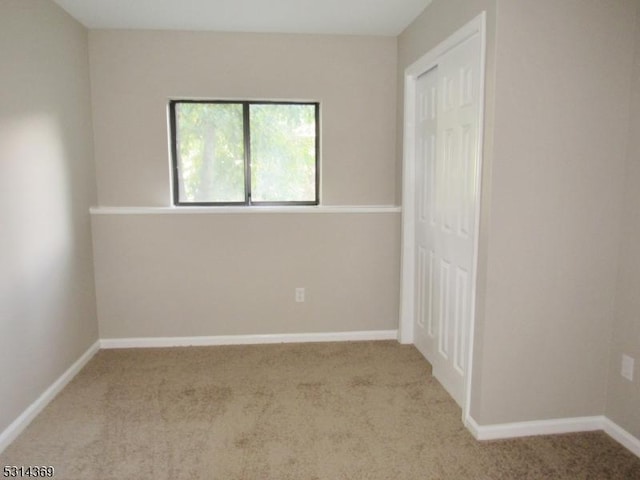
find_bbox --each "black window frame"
[169,99,320,207]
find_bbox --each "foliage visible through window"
[170,100,319,205]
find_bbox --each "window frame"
[169,99,320,207]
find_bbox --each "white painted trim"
[398,60,417,344]
[603,417,640,458]
[90,205,401,215]
[100,330,399,349]
[463,10,487,437]
[0,340,100,454]
[398,12,487,426]
[466,415,605,441]
[465,415,640,458]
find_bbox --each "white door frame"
[399,12,486,424]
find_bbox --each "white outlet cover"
[621,354,634,381]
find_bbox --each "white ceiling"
[52,0,432,36]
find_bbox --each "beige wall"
[0,0,98,433]
[399,0,638,427]
[478,0,636,425]
[89,30,401,339]
[607,5,640,439]
[89,30,398,207]
[92,213,400,337]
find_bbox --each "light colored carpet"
[1,341,639,479]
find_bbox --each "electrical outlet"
[621,354,634,381]
[295,287,305,303]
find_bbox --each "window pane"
[175,103,245,203]
[249,104,316,202]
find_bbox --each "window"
[169,100,319,206]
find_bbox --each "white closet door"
[414,66,438,365]
[413,33,481,407]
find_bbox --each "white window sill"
[90,205,401,215]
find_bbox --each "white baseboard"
[465,414,640,458]
[0,340,100,454]
[603,417,640,458]
[100,330,399,349]
[466,415,604,441]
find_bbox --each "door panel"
[414,66,438,363]
[414,33,481,407]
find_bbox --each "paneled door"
[414,66,438,365]
[413,33,481,407]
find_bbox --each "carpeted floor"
[1,341,640,479]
